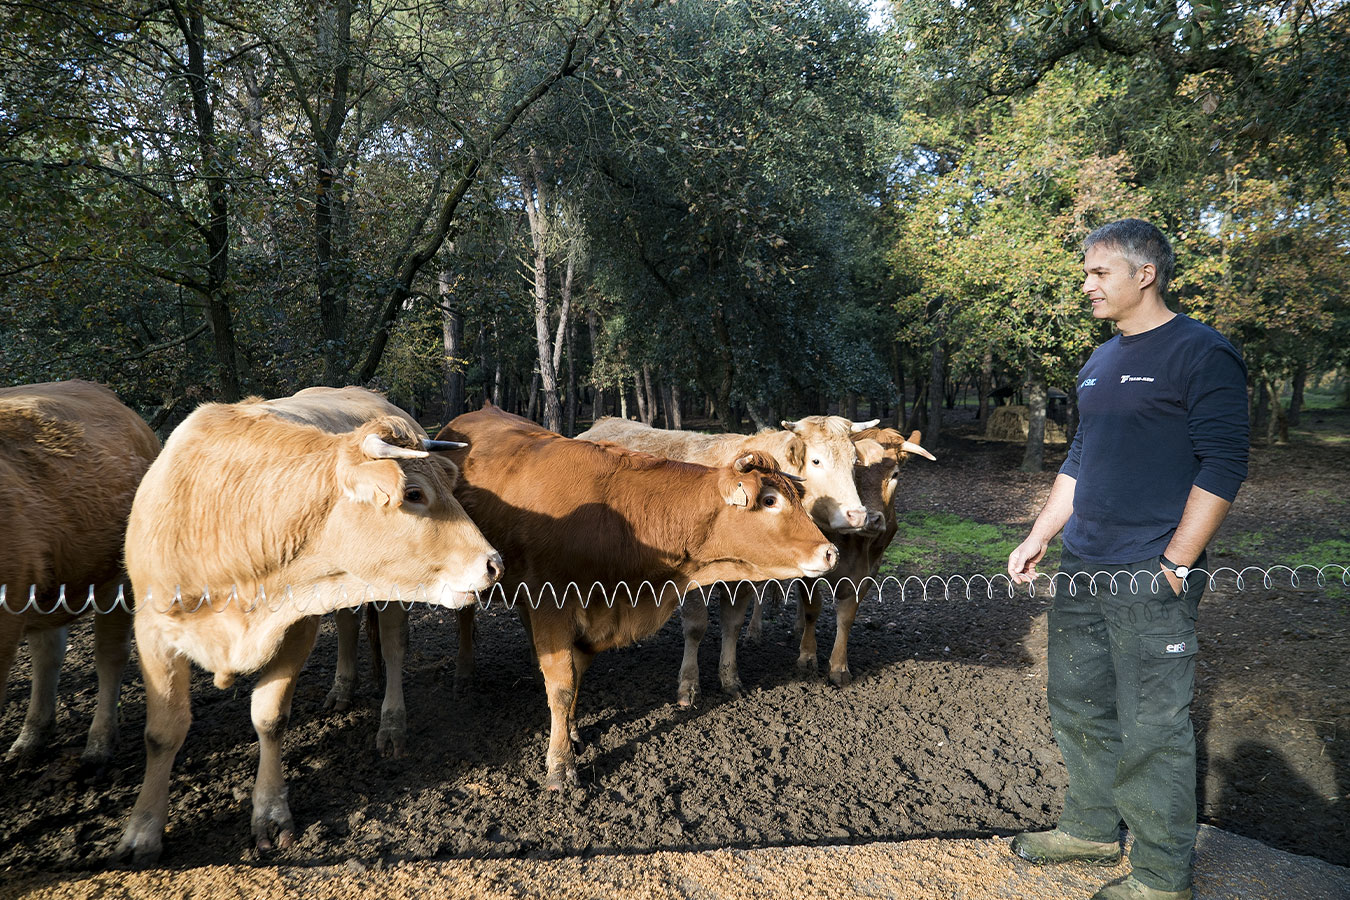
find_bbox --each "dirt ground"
[1,408,1346,891]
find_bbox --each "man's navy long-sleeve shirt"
[1060,314,1249,565]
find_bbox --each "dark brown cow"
[1,381,159,766]
[438,405,836,790]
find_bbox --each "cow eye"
[403,486,426,505]
[762,494,777,508]
[811,458,822,466]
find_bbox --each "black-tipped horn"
[423,439,468,452]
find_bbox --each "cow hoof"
[795,656,818,675]
[6,729,50,765]
[677,684,697,708]
[720,678,743,698]
[324,677,356,713]
[376,710,407,758]
[545,766,579,792]
[255,828,295,854]
[114,821,164,867]
[829,668,852,687]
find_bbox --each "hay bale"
[985,405,1067,444]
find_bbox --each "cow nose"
[845,507,868,529]
[484,551,505,585]
[824,543,839,570]
[865,510,885,532]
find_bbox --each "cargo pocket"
[1137,632,1198,728]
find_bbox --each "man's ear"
[1138,262,1157,289]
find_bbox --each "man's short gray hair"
[1083,218,1175,296]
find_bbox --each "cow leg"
[745,590,765,644]
[827,581,862,687]
[83,594,133,767]
[0,616,20,722]
[454,606,476,695]
[250,617,319,853]
[677,588,710,707]
[533,629,579,790]
[116,623,192,866]
[375,605,408,758]
[568,646,593,746]
[717,586,750,698]
[789,582,806,643]
[7,625,66,763]
[324,607,360,713]
[796,585,822,675]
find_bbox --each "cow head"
[851,428,935,535]
[777,416,876,533]
[696,452,836,586]
[326,417,502,607]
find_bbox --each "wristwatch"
[1159,555,1190,580]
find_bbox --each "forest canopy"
[2,0,1346,461]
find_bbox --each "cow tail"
[365,604,385,683]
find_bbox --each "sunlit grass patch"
[883,510,1037,576]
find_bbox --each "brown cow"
[790,428,935,685]
[0,381,159,766]
[438,405,837,790]
[115,392,501,864]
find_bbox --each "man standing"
[1007,219,1249,900]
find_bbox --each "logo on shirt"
[1119,374,1156,384]
[1165,642,1187,654]
[1080,378,1097,388]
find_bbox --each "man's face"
[1082,244,1147,325]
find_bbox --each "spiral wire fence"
[2,564,1346,618]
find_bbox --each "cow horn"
[851,418,881,432]
[361,433,429,460]
[902,440,936,461]
[782,472,805,483]
[423,439,467,452]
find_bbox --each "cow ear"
[340,452,406,507]
[431,454,461,491]
[726,480,750,507]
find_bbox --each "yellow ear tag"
[730,481,749,507]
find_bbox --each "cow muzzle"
[802,543,839,578]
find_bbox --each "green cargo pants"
[1047,550,1207,893]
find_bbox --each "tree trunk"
[643,365,659,426]
[520,150,564,433]
[926,333,944,444]
[670,381,683,430]
[565,315,577,436]
[1252,376,1270,439]
[440,270,465,420]
[977,348,993,425]
[315,0,353,386]
[1020,371,1048,473]
[1266,378,1288,444]
[176,6,241,401]
[1288,362,1306,427]
[587,309,605,422]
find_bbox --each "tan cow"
[438,405,837,791]
[115,392,501,864]
[789,428,935,685]
[0,381,159,766]
[265,386,493,757]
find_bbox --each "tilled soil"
[1,414,1345,879]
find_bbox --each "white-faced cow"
[786,427,935,685]
[115,391,501,864]
[1,381,159,766]
[438,405,837,790]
